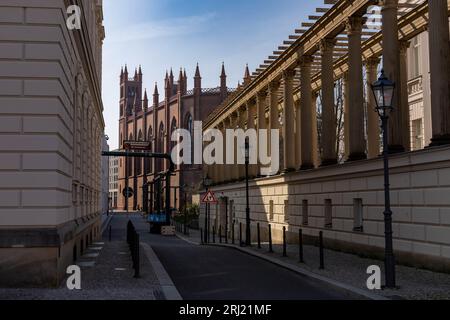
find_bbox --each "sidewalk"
[0,214,162,300]
[176,228,450,300]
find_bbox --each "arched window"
[185,113,193,162]
[146,126,153,174]
[136,130,143,175]
[170,118,177,150]
[127,133,133,177]
[158,123,164,153]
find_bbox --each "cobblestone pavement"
[178,227,450,300]
[0,214,162,300]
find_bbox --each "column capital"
[257,89,267,100]
[380,0,398,10]
[268,80,280,92]
[345,16,365,35]
[399,40,411,55]
[282,68,296,80]
[365,56,380,68]
[319,38,336,54]
[298,55,314,66]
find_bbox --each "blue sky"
[102,0,322,149]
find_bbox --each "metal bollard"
[257,223,261,249]
[239,222,242,247]
[299,229,304,263]
[268,224,273,253]
[319,231,324,270]
[219,226,222,244]
[200,228,204,245]
[109,225,112,242]
[282,226,287,257]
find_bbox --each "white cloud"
[107,12,217,43]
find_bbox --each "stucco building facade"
[0,0,105,286]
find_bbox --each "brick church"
[117,63,236,211]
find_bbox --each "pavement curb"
[141,242,183,301]
[101,214,113,234]
[175,233,388,301]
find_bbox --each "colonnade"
[207,0,450,185]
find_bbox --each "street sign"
[122,187,134,198]
[123,140,151,151]
[201,190,218,204]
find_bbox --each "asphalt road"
[137,226,358,300]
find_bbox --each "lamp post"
[371,69,396,289]
[203,175,212,243]
[244,137,251,246]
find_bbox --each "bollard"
[200,228,204,245]
[109,225,112,242]
[268,224,273,253]
[231,223,235,245]
[239,222,242,247]
[299,229,304,263]
[319,231,324,270]
[212,226,216,243]
[257,223,261,249]
[282,226,287,257]
[219,226,222,244]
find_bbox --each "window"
[269,200,274,221]
[412,119,424,151]
[410,36,420,79]
[284,200,289,222]
[72,184,78,204]
[324,199,332,228]
[353,198,364,232]
[302,200,309,226]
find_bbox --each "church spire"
[153,82,159,107]
[220,62,227,100]
[243,64,251,84]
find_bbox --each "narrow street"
[129,215,357,300]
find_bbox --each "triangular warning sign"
[201,190,218,204]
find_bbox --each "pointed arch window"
[136,130,143,175]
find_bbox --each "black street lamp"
[244,137,251,246]
[371,69,396,289]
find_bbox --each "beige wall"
[0,0,105,287]
[204,146,450,272]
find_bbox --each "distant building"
[0,0,105,287]
[109,150,119,209]
[117,63,236,211]
[102,136,110,213]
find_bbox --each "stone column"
[221,120,228,183]
[299,55,315,170]
[256,90,267,176]
[312,91,320,167]
[229,113,239,182]
[237,108,246,180]
[343,72,350,159]
[346,16,366,161]
[365,57,381,158]
[268,81,281,174]
[295,99,301,168]
[246,100,258,177]
[282,69,296,172]
[320,39,337,166]
[399,40,411,151]
[382,0,406,153]
[428,0,450,146]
